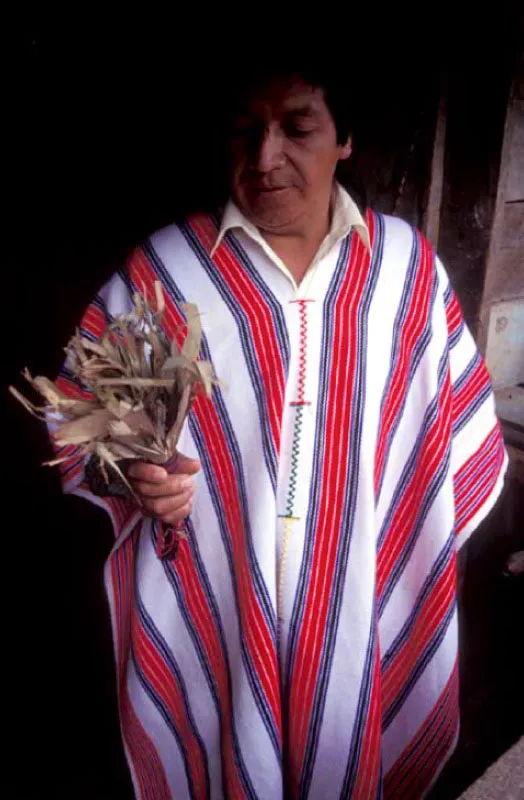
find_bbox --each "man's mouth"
[251,186,290,193]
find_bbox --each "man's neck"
[258,190,335,285]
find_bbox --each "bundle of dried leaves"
[10,282,216,498]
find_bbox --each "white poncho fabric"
[56,195,507,799]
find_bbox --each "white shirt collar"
[210,183,370,263]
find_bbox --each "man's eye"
[285,124,314,138]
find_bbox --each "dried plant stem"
[10,283,218,492]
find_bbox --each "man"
[57,58,507,799]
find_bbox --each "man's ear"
[339,136,352,160]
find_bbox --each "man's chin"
[250,209,300,232]
[241,192,302,230]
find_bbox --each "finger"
[145,491,194,519]
[171,452,201,476]
[162,502,193,525]
[135,475,195,499]
[128,462,168,483]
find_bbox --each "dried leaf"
[166,383,193,450]
[95,377,176,388]
[94,442,139,502]
[148,328,165,375]
[170,338,180,359]
[121,408,156,435]
[195,361,216,398]
[79,339,112,358]
[108,419,134,437]
[44,453,77,467]
[108,443,142,459]
[181,303,202,360]
[11,285,220,489]
[9,386,46,420]
[154,281,165,317]
[54,409,111,445]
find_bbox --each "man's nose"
[253,126,285,173]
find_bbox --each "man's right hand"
[127,454,201,525]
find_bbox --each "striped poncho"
[56,207,507,799]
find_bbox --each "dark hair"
[223,51,357,146]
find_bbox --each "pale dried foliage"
[10,282,216,495]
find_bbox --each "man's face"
[229,77,352,233]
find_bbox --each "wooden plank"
[506,138,524,202]
[495,386,524,427]
[486,247,524,303]
[505,74,524,202]
[424,96,447,248]
[500,202,524,248]
[479,57,524,351]
[486,298,524,389]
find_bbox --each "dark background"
[4,11,523,799]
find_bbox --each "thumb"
[174,452,201,476]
